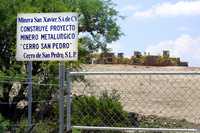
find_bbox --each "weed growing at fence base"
[72,92,131,127]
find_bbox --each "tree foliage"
[0,0,122,69]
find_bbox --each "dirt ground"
[72,64,200,124]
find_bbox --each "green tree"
[0,0,122,69]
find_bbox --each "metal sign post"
[66,69,72,133]
[59,62,65,133]
[27,61,32,131]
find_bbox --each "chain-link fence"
[70,71,200,133]
[1,71,200,133]
[0,73,60,132]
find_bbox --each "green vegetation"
[72,91,130,127]
[73,128,81,133]
[72,91,131,133]
[0,114,10,133]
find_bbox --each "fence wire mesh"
[1,71,200,133]
[70,71,200,132]
[0,74,60,132]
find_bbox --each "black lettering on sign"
[23,43,39,50]
[42,52,50,58]
[41,43,51,49]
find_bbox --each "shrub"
[72,90,131,133]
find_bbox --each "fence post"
[66,69,72,133]
[59,62,65,133]
[27,61,32,132]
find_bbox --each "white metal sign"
[16,13,78,61]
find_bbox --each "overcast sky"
[108,0,200,66]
